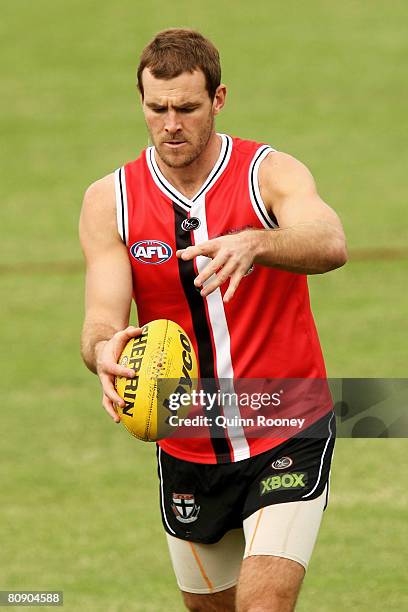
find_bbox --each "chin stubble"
[151,116,214,169]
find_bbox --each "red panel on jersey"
[117,135,332,464]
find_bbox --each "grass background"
[1,1,407,610]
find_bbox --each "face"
[141,68,226,168]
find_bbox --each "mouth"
[163,141,187,149]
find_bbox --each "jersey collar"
[146,133,232,211]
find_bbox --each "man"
[80,29,347,612]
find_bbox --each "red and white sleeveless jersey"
[114,134,332,464]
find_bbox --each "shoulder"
[259,152,316,198]
[228,135,274,160]
[81,173,116,221]
[83,173,116,209]
[80,173,118,244]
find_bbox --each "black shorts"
[157,410,335,544]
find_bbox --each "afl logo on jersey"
[130,240,173,264]
[181,217,201,231]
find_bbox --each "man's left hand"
[176,230,256,303]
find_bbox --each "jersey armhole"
[114,166,129,245]
[248,146,279,229]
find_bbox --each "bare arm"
[79,174,141,420]
[177,151,347,301]
[254,152,347,273]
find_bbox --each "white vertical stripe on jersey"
[114,167,129,245]
[191,195,251,462]
[248,146,279,229]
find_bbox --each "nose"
[164,110,181,135]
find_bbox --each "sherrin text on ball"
[114,319,198,441]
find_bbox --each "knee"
[182,593,209,612]
[237,579,301,611]
[182,591,236,612]
[238,587,298,612]
[184,603,205,612]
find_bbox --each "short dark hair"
[137,29,221,100]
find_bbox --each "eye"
[180,107,199,114]
[153,108,166,114]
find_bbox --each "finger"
[176,243,210,260]
[176,248,201,260]
[200,259,238,297]
[112,326,142,349]
[99,372,127,407]
[102,393,121,423]
[194,252,229,287]
[100,359,136,379]
[223,269,245,303]
[111,326,143,362]
[123,325,143,336]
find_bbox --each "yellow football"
[114,319,198,441]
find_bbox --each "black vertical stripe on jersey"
[173,204,231,463]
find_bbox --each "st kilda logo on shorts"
[181,217,201,231]
[271,456,293,470]
[171,493,200,523]
[130,240,172,264]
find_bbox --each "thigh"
[237,489,328,611]
[243,484,328,569]
[237,555,305,612]
[166,528,245,595]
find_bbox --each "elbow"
[326,237,348,271]
[81,350,96,374]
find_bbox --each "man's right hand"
[95,326,143,422]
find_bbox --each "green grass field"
[1,1,407,610]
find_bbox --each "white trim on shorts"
[158,447,176,535]
[302,412,334,499]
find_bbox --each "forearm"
[251,222,347,274]
[80,321,119,373]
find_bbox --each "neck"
[154,132,222,200]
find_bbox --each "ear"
[212,84,227,115]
